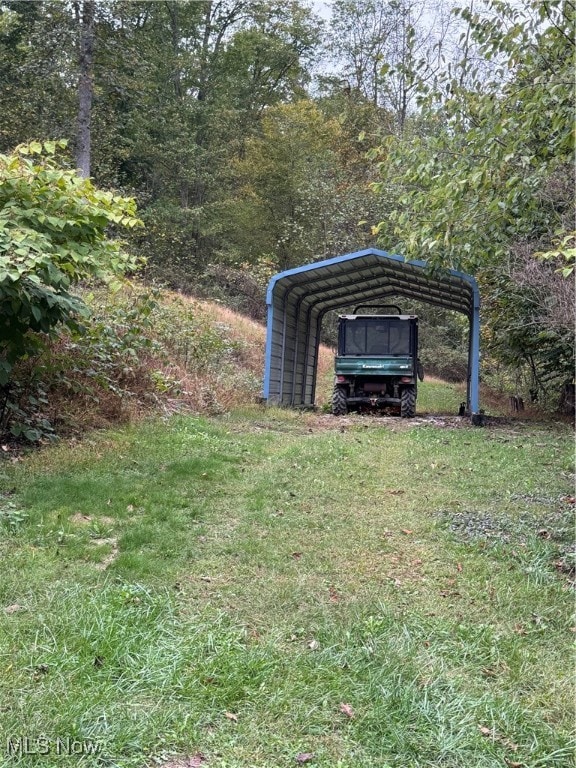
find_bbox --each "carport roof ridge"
[266,248,479,317]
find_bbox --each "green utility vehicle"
[331,306,423,418]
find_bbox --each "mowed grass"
[0,399,574,767]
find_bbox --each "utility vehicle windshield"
[342,318,411,356]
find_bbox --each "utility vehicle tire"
[400,386,416,418]
[331,386,348,416]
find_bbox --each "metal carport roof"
[263,247,481,414]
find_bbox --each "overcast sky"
[311,0,332,22]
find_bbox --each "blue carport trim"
[468,287,481,414]
[264,248,481,414]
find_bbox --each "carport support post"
[468,297,481,420]
[263,300,274,401]
[278,298,288,402]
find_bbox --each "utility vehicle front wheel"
[331,386,348,416]
[400,386,416,418]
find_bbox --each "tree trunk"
[76,0,95,178]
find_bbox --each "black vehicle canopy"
[340,315,414,357]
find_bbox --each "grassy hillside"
[2,282,336,443]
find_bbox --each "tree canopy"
[370,0,574,396]
[0,0,573,409]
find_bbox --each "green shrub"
[421,345,469,383]
[0,283,265,442]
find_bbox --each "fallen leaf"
[478,725,493,737]
[562,496,575,504]
[329,586,340,602]
[307,639,319,651]
[505,761,524,768]
[401,529,413,535]
[388,489,405,495]
[200,576,212,582]
[156,755,209,768]
[4,604,23,614]
[188,754,208,767]
[501,738,518,751]
[291,552,302,559]
[339,703,355,718]
[126,504,134,512]
[481,666,497,677]
[224,712,238,723]
[456,562,463,572]
[295,754,315,764]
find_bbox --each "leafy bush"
[0,140,143,441]
[1,289,159,440]
[0,140,140,384]
[1,283,266,442]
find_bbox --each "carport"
[263,247,481,415]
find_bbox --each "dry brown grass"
[195,298,267,375]
[171,292,335,410]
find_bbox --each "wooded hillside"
[0,0,574,439]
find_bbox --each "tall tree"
[219,96,379,278]
[0,2,76,150]
[130,0,321,282]
[328,0,459,132]
[74,0,95,177]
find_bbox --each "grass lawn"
[0,383,574,767]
